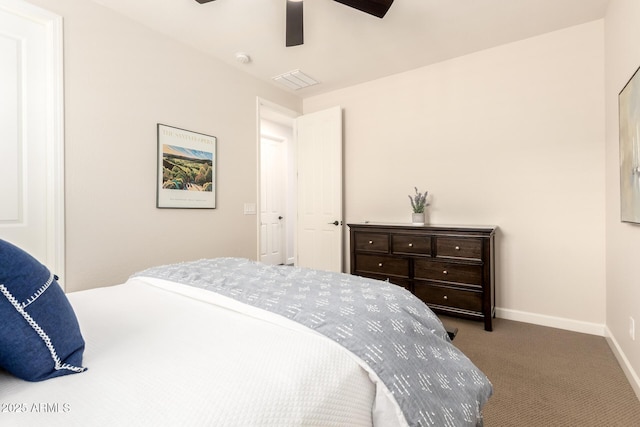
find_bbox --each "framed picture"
[619,66,640,224]
[157,124,216,209]
[618,68,640,223]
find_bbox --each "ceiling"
[91,0,609,98]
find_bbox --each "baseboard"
[495,307,607,336]
[605,327,640,402]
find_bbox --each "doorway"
[257,99,344,272]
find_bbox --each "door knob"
[278,216,283,220]
[328,220,339,226]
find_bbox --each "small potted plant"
[408,187,429,225]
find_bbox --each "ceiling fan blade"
[194,0,216,3]
[286,0,304,47]
[333,0,394,18]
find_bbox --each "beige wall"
[28,0,300,292]
[304,21,607,332]
[604,0,640,397]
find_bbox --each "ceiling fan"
[194,0,394,47]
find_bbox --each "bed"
[0,241,492,427]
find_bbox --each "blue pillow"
[0,239,86,381]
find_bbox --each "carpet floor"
[440,315,640,426]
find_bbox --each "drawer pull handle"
[369,240,373,244]
[443,270,448,274]
[455,246,460,250]
[378,263,383,267]
[443,295,448,300]
[408,243,413,247]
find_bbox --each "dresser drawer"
[354,272,411,290]
[391,234,431,256]
[414,259,482,286]
[354,254,409,278]
[413,284,482,312]
[436,237,482,260]
[354,232,389,253]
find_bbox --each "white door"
[296,106,343,272]
[260,136,286,265]
[0,1,64,284]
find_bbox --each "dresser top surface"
[347,222,497,234]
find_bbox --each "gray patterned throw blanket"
[133,258,492,427]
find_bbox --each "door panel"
[260,136,286,265]
[0,34,21,223]
[296,106,343,272]
[0,2,64,285]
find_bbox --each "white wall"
[28,0,300,291]
[304,21,606,332]
[604,0,640,398]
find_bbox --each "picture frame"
[157,124,216,209]
[619,65,640,224]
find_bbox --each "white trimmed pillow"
[0,239,87,381]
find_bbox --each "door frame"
[256,98,299,264]
[0,0,65,288]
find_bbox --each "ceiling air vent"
[273,69,318,90]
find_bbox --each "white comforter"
[0,277,404,426]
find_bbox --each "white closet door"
[0,0,64,285]
[295,106,343,273]
[260,135,286,265]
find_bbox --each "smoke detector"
[235,52,251,64]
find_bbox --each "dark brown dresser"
[348,223,497,331]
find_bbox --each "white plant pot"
[411,212,425,225]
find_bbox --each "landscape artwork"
[619,66,640,224]
[157,124,216,209]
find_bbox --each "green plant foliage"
[408,187,429,213]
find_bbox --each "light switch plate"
[243,203,256,215]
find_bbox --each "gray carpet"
[440,315,640,426]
